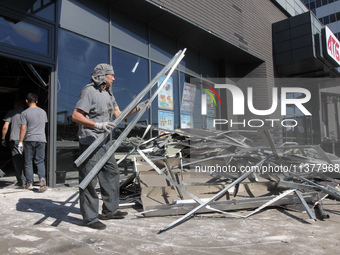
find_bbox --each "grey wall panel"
[60,0,109,42]
[291,35,313,49]
[290,23,312,38]
[274,41,292,54]
[149,27,177,64]
[111,8,148,58]
[292,47,314,60]
[273,29,292,43]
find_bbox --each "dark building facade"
[0,0,339,187]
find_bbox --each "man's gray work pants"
[79,140,120,225]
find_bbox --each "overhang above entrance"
[110,0,262,64]
[273,11,340,78]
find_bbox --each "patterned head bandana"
[91,63,114,87]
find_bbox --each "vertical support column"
[48,66,57,188]
[201,93,207,115]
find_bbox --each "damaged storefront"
[69,50,340,232]
[1,0,340,225]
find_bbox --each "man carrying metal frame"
[72,63,148,230]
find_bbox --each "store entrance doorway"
[0,56,50,182]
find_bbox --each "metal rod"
[289,172,340,200]
[137,148,204,204]
[121,121,250,149]
[27,64,48,87]
[74,49,184,167]
[263,130,279,159]
[78,49,186,190]
[294,189,316,220]
[137,148,231,215]
[244,189,295,218]
[313,145,333,164]
[164,159,184,200]
[158,154,273,234]
[138,191,319,217]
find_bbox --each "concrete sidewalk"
[1,174,340,255]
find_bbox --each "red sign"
[324,26,340,66]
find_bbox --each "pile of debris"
[73,50,340,232]
[119,128,340,232]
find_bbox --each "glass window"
[324,16,330,25]
[112,47,149,125]
[111,8,148,58]
[150,27,177,65]
[295,117,307,144]
[330,14,336,23]
[329,0,334,3]
[27,0,55,22]
[281,91,312,144]
[60,0,109,42]
[57,28,109,141]
[316,0,322,7]
[0,17,49,55]
[310,1,316,9]
[32,1,55,22]
[57,28,110,184]
[336,12,340,21]
[282,116,296,143]
[33,1,40,11]
[151,62,179,135]
[179,74,203,130]
[322,0,328,5]
[201,53,218,79]
[178,45,200,77]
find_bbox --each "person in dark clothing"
[2,99,26,187]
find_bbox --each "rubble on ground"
[118,128,340,232]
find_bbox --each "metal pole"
[289,172,340,200]
[244,189,295,218]
[294,189,316,220]
[137,148,204,204]
[121,121,250,149]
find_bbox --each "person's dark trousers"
[23,141,46,185]
[79,140,120,225]
[10,140,26,185]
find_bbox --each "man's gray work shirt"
[19,107,48,143]
[75,84,118,145]
[3,107,24,141]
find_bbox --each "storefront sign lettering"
[323,26,340,66]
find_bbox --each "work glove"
[1,139,6,147]
[18,142,23,154]
[94,122,116,133]
[136,99,150,111]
